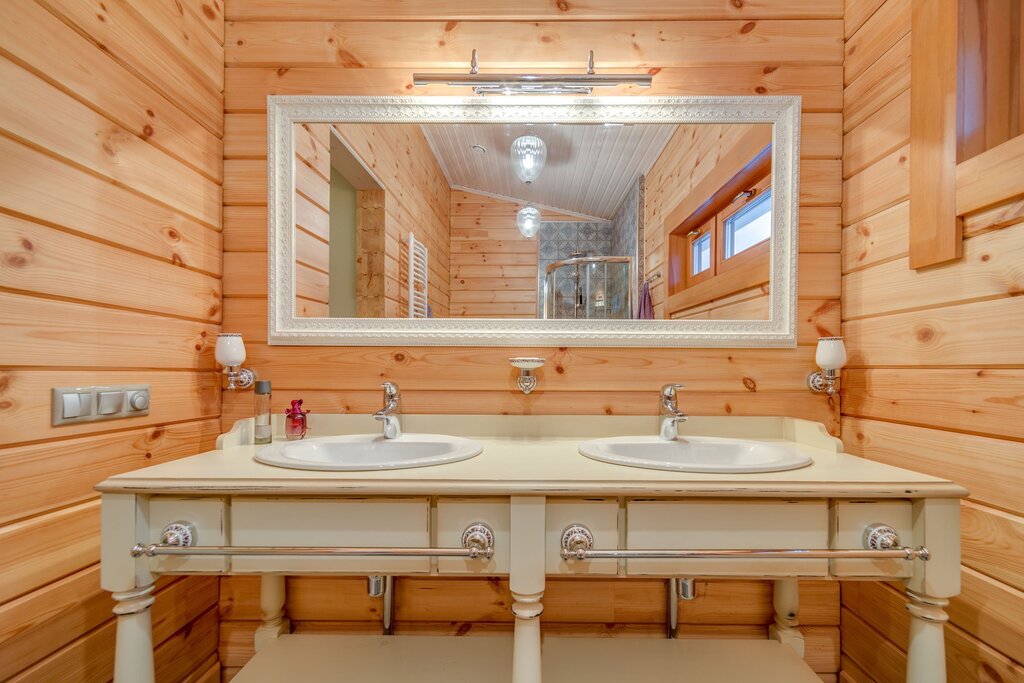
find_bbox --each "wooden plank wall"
[449,190,586,318]
[0,0,224,680]
[220,2,844,680]
[839,1,1024,681]
[294,123,332,316]
[330,122,452,318]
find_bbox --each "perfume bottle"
[284,399,309,440]
[253,380,272,445]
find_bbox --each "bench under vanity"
[98,414,965,683]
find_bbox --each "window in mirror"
[724,188,772,259]
[691,232,712,274]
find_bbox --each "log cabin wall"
[0,0,224,680]
[839,0,1024,680]
[448,190,590,319]
[293,123,332,317]
[220,2,844,680]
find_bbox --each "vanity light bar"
[413,50,653,95]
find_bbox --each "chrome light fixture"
[516,205,541,239]
[413,50,653,95]
[807,336,847,396]
[511,134,547,184]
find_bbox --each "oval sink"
[255,434,483,471]
[579,435,813,474]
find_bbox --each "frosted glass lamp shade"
[216,333,247,367]
[511,135,547,184]
[815,336,847,370]
[516,206,541,238]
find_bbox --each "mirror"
[268,97,799,347]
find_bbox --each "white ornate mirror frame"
[268,96,800,347]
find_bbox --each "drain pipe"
[367,576,395,635]
[668,578,696,639]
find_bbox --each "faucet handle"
[380,381,400,398]
[661,383,685,399]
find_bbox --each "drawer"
[546,498,619,575]
[830,500,913,578]
[230,497,430,574]
[148,496,227,573]
[436,497,509,575]
[625,499,829,577]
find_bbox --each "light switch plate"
[52,385,150,426]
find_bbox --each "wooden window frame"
[683,217,717,289]
[912,0,1024,267]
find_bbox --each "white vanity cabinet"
[97,415,966,683]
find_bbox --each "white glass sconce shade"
[511,135,547,184]
[517,206,541,238]
[215,333,247,367]
[216,334,254,390]
[815,336,847,370]
[808,336,845,395]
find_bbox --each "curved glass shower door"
[542,256,634,319]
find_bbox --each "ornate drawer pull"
[132,521,495,560]
[559,523,929,561]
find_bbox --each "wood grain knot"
[740,22,756,34]
[202,3,216,19]
[763,65,778,75]
[915,326,935,343]
[557,0,570,11]
[742,377,757,392]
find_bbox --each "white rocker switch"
[97,391,125,415]
[61,393,81,419]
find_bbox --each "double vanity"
[98,394,966,683]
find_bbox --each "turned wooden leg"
[768,578,805,657]
[510,496,545,683]
[112,583,156,683]
[254,574,290,651]
[905,591,949,683]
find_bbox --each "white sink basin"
[578,435,813,474]
[255,434,483,471]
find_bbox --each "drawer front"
[546,498,619,575]
[148,496,227,573]
[830,500,913,578]
[625,499,829,577]
[436,497,509,575]
[230,497,430,574]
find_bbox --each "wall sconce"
[216,333,255,390]
[510,357,545,395]
[807,336,846,396]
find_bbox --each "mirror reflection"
[291,121,773,321]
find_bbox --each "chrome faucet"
[374,381,402,439]
[659,383,687,441]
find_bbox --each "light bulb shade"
[815,336,847,370]
[516,206,541,238]
[216,333,247,367]
[511,135,547,184]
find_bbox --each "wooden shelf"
[232,634,820,682]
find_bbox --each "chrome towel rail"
[559,523,928,562]
[133,521,495,560]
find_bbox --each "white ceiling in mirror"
[421,122,677,220]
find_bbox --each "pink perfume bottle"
[284,399,309,440]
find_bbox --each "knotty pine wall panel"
[839,0,1024,680]
[220,2,843,679]
[0,0,224,679]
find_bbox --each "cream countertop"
[97,415,966,498]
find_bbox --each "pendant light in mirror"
[516,205,541,238]
[511,134,547,184]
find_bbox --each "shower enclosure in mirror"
[267,97,800,347]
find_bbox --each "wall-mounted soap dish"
[509,357,545,395]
